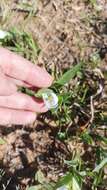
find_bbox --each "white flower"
[0,30,9,39]
[42,90,58,110]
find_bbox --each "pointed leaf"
[56,63,82,85]
[0,138,6,145]
[93,158,107,173]
[27,185,42,190]
[35,170,46,184]
[56,173,72,188]
[72,177,81,190]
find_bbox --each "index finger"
[0,48,53,88]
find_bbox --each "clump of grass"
[0,27,40,63]
[27,61,107,190]
[86,0,103,11]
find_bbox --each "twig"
[81,68,104,130]
[3,178,12,190]
[90,96,94,124]
[12,8,38,16]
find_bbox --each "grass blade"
[72,177,81,190]
[93,158,107,173]
[35,170,46,184]
[0,137,6,145]
[27,185,42,190]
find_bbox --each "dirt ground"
[0,0,107,189]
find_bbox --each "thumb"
[0,72,17,95]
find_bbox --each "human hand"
[0,48,53,125]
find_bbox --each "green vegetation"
[0,28,40,63]
[0,24,107,190]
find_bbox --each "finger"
[0,71,17,95]
[0,92,48,112]
[0,48,53,88]
[5,75,32,88]
[0,108,36,125]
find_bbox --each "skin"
[0,48,53,125]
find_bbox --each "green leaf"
[35,89,53,98]
[94,135,107,144]
[56,173,72,189]
[78,171,87,177]
[27,185,42,190]
[81,132,94,145]
[35,170,46,184]
[27,183,55,190]
[0,137,6,145]
[56,63,82,85]
[57,132,66,140]
[64,160,78,167]
[44,183,55,190]
[20,88,54,98]
[72,177,81,190]
[93,158,107,173]
[89,0,96,6]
